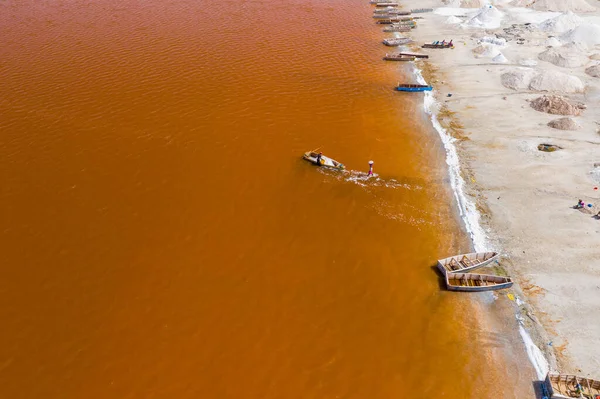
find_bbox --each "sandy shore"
[396,0,600,379]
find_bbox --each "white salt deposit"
[445,15,463,24]
[519,58,538,66]
[529,70,585,92]
[529,0,596,13]
[544,37,562,47]
[444,0,486,7]
[501,68,539,89]
[472,43,502,58]
[492,53,508,63]
[539,11,584,32]
[466,5,504,29]
[538,43,589,67]
[561,24,600,46]
[434,7,478,16]
[479,36,507,46]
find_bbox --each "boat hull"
[436,252,499,275]
[446,272,513,292]
[396,86,432,92]
[302,152,345,170]
[545,373,600,399]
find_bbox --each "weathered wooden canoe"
[377,19,416,25]
[383,37,412,46]
[446,272,513,292]
[383,54,416,61]
[422,42,454,49]
[396,84,432,92]
[437,252,499,275]
[396,52,428,58]
[383,25,413,32]
[374,9,411,15]
[374,2,399,7]
[302,151,345,170]
[545,373,600,399]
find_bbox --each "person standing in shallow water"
[367,160,374,177]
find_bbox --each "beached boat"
[383,54,416,61]
[545,373,600,399]
[422,42,454,49]
[383,37,412,46]
[436,252,499,275]
[396,84,432,92]
[382,25,414,32]
[377,19,416,25]
[411,8,433,13]
[302,151,345,170]
[446,272,513,292]
[374,2,399,7]
[396,52,428,58]
[374,9,411,15]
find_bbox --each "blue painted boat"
[396,84,432,92]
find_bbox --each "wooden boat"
[437,252,499,275]
[545,373,600,398]
[302,151,345,170]
[374,2,399,7]
[396,52,428,58]
[383,37,412,46]
[396,84,432,92]
[383,25,413,32]
[377,19,416,25]
[374,9,411,15]
[446,272,513,292]
[422,42,454,49]
[383,53,416,61]
[411,8,434,13]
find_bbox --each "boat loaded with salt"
[383,37,412,46]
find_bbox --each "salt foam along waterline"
[412,62,550,377]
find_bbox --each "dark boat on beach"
[383,54,416,61]
[395,84,432,92]
[374,2,399,7]
[422,41,454,49]
[377,18,413,24]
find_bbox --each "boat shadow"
[430,264,446,290]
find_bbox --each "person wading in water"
[367,160,374,177]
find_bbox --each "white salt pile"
[529,70,584,92]
[501,68,539,90]
[444,0,485,7]
[538,43,589,68]
[561,24,600,46]
[467,5,504,29]
[493,53,508,63]
[528,0,596,13]
[472,43,502,58]
[530,95,586,115]
[539,11,584,33]
[586,65,600,77]
[544,37,562,47]
[520,59,538,66]
[548,117,581,130]
[510,0,533,6]
[445,15,463,24]
[480,36,507,46]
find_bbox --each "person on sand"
[575,199,585,209]
[316,152,323,166]
[367,160,374,177]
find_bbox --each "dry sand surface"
[403,0,600,378]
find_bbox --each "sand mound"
[529,70,584,92]
[561,24,600,46]
[445,16,463,24]
[539,11,584,33]
[528,0,595,12]
[530,95,586,115]
[585,65,600,77]
[467,5,504,29]
[538,43,588,68]
[501,68,539,90]
[493,53,508,63]
[548,117,581,130]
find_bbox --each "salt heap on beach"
[527,0,596,12]
[548,117,581,130]
[586,65,600,77]
[539,11,584,33]
[530,70,585,92]
[560,24,600,46]
[530,95,586,115]
[502,69,584,92]
[467,6,504,29]
[445,16,463,24]
[544,37,562,47]
[538,43,589,68]
[492,53,508,63]
[473,43,502,58]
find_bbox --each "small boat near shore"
[383,53,416,61]
[437,252,499,274]
[396,84,432,92]
[422,42,454,49]
[545,373,600,399]
[446,272,513,292]
[396,52,428,58]
[411,8,433,13]
[383,25,413,32]
[374,2,399,7]
[383,37,412,46]
[302,151,345,170]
